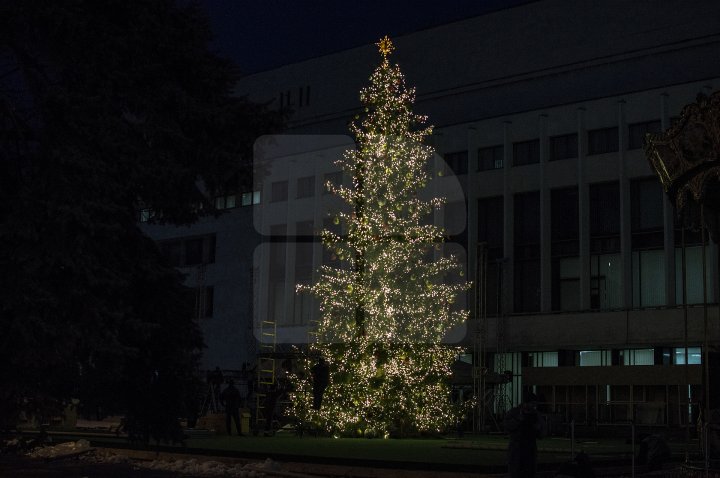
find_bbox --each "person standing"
[504,392,544,478]
[221,379,243,436]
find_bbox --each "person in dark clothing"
[311,357,330,410]
[504,392,544,478]
[220,379,243,436]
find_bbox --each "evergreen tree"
[0,0,283,433]
[291,37,468,437]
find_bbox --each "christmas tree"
[290,37,469,437]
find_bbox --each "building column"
[503,121,514,314]
[467,126,479,318]
[660,93,676,306]
[577,108,591,310]
[618,100,633,309]
[539,114,552,312]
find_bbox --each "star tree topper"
[376,35,394,61]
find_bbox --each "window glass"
[579,350,610,366]
[621,349,654,365]
[271,181,288,202]
[297,176,315,198]
[675,246,714,304]
[513,139,540,166]
[549,133,578,161]
[632,250,665,307]
[674,347,702,365]
[628,120,661,150]
[478,145,503,171]
[444,151,468,175]
[588,127,619,155]
[590,253,622,309]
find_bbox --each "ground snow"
[26,439,91,458]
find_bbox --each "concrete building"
[146,0,720,429]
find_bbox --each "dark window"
[551,188,579,255]
[160,235,215,267]
[478,145,503,171]
[305,86,311,106]
[514,192,540,313]
[444,151,468,175]
[590,182,621,240]
[271,180,288,202]
[185,238,203,265]
[477,197,503,250]
[161,240,184,267]
[551,188,579,311]
[478,197,504,316]
[549,133,578,161]
[298,86,304,107]
[297,176,315,198]
[513,139,540,166]
[588,127,619,155]
[323,171,342,195]
[631,178,664,248]
[196,286,214,318]
[628,120,661,150]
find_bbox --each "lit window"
[674,347,701,365]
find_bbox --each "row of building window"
[448,119,663,174]
[526,347,702,367]
[159,234,216,267]
[270,171,342,202]
[139,191,261,222]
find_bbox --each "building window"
[675,246,714,305]
[323,171,342,195]
[620,349,654,366]
[271,180,288,202]
[444,151,468,175]
[631,178,665,307]
[579,350,611,366]
[139,208,155,222]
[478,197,504,316]
[591,254,622,310]
[513,139,540,166]
[196,286,214,319]
[241,191,260,206]
[674,347,702,365]
[297,176,315,198]
[478,145,503,171]
[628,120,661,150]
[632,250,665,307]
[214,194,237,210]
[160,234,216,267]
[528,351,558,367]
[588,127,619,155]
[549,133,578,161]
[514,191,540,313]
[590,182,621,309]
[551,188,579,311]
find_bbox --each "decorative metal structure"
[645,90,720,241]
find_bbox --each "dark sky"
[199,0,534,74]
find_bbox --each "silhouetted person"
[237,363,249,408]
[505,392,544,478]
[311,357,330,410]
[221,379,242,436]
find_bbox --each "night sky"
[199,0,534,74]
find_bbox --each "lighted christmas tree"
[291,37,469,437]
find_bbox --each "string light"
[291,37,469,436]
